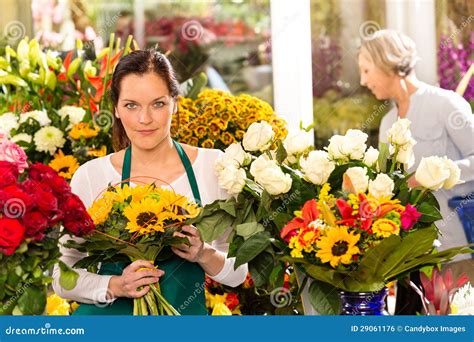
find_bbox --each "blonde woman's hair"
[359,29,419,77]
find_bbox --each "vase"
[339,287,389,315]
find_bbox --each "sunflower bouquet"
[172,89,287,150]
[191,118,472,315]
[64,182,201,315]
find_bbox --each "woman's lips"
[137,129,158,136]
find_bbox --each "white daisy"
[57,105,86,128]
[11,133,33,145]
[34,126,65,154]
[0,112,19,137]
[19,110,51,126]
[451,282,474,315]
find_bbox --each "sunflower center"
[136,212,158,228]
[331,241,349,256]
[59,166,70,173]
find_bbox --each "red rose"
[0,185,33,218]
[22,210,49,241]
[63,216,94,236]
[28,163,70,195]
[60,193,95,236]
[33,186,58,213]
[0,218,26,255]
[0,161,19,188]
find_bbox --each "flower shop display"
[0,136,94,315]
[190,118,472,315]
[64,182,201,315]
[172,88,287,150]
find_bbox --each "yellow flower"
[235,130,245,141]
[48,150,80,179]
[194,125,208,138]
[372,218,400,238]
[87,145,107,158]
[68,122,100,140]
[318,183,335,206]
[188,137,199,146]
[212,303,233,315]
[123,197,172,235]
[202,139,214,149]
[47,294,70,316]
[157,188,201,218]
[316,226,360,268]
[220,132,235,146]
[88,196,113,225]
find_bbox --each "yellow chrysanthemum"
[87,145,107,158]
[68,122,100,140]
[47,294,70,316]
[316,226,360,268]
[123,197,172,235]
[371,218,400,238]
[202,139,214,149]
[220,132,235,145]
[48,150,80,179]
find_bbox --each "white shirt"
[379,82,474,259]
[52,147,248,304]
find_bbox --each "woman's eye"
[153,101,165,108]
[125,103,137,109]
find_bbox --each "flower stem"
[144,291,159,315]
[413,189,427,205]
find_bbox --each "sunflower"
[371,218,400,238]
[48,150,80,179]
[87,145,107,158]
[68,122,100,140]
[88,196,113,225]
[316,226,360,268]
[156,188,201,219]
[123,197,173,235]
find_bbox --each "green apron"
[74,140,207,315]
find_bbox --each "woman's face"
[358,50,398,100]
[115,72,176,151]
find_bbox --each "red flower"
[63,217,94,236]
[401,204,422,231]
[0,184,33,217]
[28,163,71,195]
[280,199,319,241]
[0,161,19,188]
[22,210,49,241]
[61,193,95,236]
[225,293,239,310]
[0,218,25,255]
[32,186,58,214]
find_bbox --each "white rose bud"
[395,138,416,168]
[217,165,247,195]
[443,157,463,190]
[283,130,313,156]
[327,129,367,161]
[327,134,346,160]
[368,173,395,198]
[250,155,292,195]
[387,118,412,146]
[343,167,369,194]
[300,150,335,185]
[242,121,275,152]
[363,146,379,167]
[215,143,251,173]
[415,156,450,191]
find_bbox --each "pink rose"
[401,204,422,231]
[0,137,28,173]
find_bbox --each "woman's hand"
[171,225,205,263]
[108,260,164,299]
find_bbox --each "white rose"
[0,112,19,137]
[215,143,251,172]
[217,165,246,195]
[33,126,65,155]
[363,146,379,167]
[395,138,416,168]
[368,173,395,198]
[415,156,450,191]
[58,105,86,128]
[300,150,335,185]
[343,167,369,194]
[387,118,412,146]
[250,155,292,195]
[443,157,463,190]
[327,129,367,161]
[242,121,275,151]
[283,130,313,156]
[19,110,51,126]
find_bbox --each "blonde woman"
[358,29,474,313]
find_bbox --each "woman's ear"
[114,107,120,119]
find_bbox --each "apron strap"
[120,141,202,205]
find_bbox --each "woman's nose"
[360,75,367,86]
[139,108,153,124]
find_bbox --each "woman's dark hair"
[111,49,180,151]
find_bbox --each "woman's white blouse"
[52,148,248,304]
[379,82,474,259]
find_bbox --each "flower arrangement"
[190,118,472,314]
[0,137,94,315]
[172,89,287,150]
[64,182,201,315]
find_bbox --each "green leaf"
[180,72,208,99]
[377,142,390,173]
[236,222,264,240]
[248,252,274,287]
[416,202,443,222]
[275,140,288,164]
[195,210,234,243]
[58,260,79,291]
[308,279,340,315]
[234,231,271,269]
[269,262,285,288]
[16,285,46,315]
[219,201,237,217]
